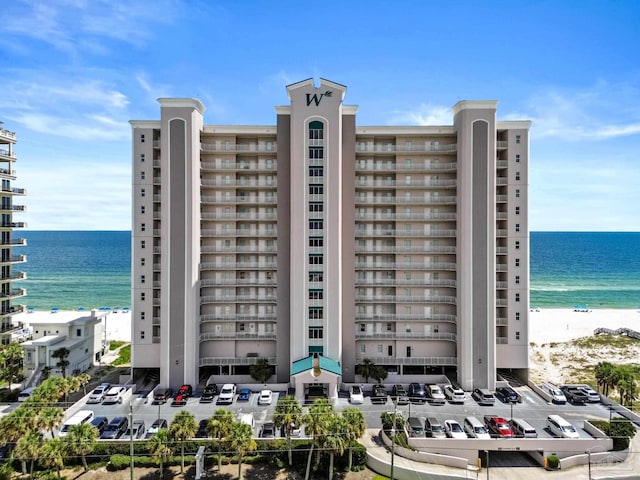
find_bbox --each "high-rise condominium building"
[0,121,27,345]
[130,78,530,397]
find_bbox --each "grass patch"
[112,344,131,366]
[109,340,127,350]
[572,335,639,349]
[549,353,561,366]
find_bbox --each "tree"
[64,422,97,472]
[372,365,388,384]
[595,361,617,396]
[272,395,303,466]
[206,408,234,473]
[0,343,24,385]
[169,410,197,474]
[51,347,70,379]
[356,359,375,383]
[341,407,366,471]
[39,438,65,480]
[614,365,637,407]
[77,373,91,395]
[323,415,347,480]
[228,421,256,480]
[38,406,64,438]
[304,398,334,480]
[148,428,172,479]
[14,430,43,478]
[249,358,273,383]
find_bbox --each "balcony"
[201,143,277,153]
[1,186,26,195]
[200,294,277,304]
[356,143,457,154]
[355,278,456,287]
[0,255,26,265]
[0,128,16,141]
[201,162,276,172]
[496,141,508,149]
[0,148,16,160]
[200,278,276,286]
[354,195,457,205]
[0,168,17,179]
[199,356,277,367]
[201,228,277,238]
[355,245,456,254]
[355,179,456,188]
[202,179,277,188]
[355,332,456,341]
[202,195,277,204]
[355,313,457,322]
[1,305,25,316]
[355,294,456,304]
[355,261,457,270]
[0,222,26,229]
[355,229,456,238]
[201,245,277,254]
[201,212,277,221]
[200,262,276,271]
[356,161,457,172]
[0,204,25,212]
[354,356,457,365]
[199,332,277,341]
[0,288,26,300]
[355,212,456,221]
[200,313,277,322]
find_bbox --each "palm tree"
[272,395,303,466]
[148,428,172,479]
[206,408,234,472]
[51,347,70,378]
[356,358,375,383]
[341,407,366,471]
[64,422,98,472]
[249,358,272,383]
[15,430,44,478]
[228,421,256,480]
[169,410,198,474]
[372,365,388,384]
[304,398,334,480]
[614,365,637,406]
[323,415,347,480]
[0,342,24,385]
[39,438,65,480]
[77,373,91,395]
[38,406,64,438]
[595,361,616,396]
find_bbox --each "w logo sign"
[306,91,333,106]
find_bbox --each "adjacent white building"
[130,78,531,395]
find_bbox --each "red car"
[177,384,193,398]
[172,394,187,406]
[484,416,513,438]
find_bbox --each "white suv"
[547,415,579,439]
[217,384,236,405]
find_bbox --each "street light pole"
[390,399,397,480]
[129,401,134,480]
[587,450,591,480]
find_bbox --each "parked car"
[172,394,187,406]
[424,417,446,439]
[444,420,467,439]
[370,384,388,404]
[408,383,426,404]
[153,388,174,405]
[391,385,409,405]
[349,385,364,404]
[578,385,600,403]
[547,415,579,439]
[258,389,273,405]
[200,385,217,403]
[146,418,168,438]
[103,386,126,404]
[406,417,425,437]
[90,416,109,435]
[87,384,111,404]
[463,416,491,439]
[425,384,446,405]
[280,422,302,438]
[196,419,209,438]
[260,422,276,438]
[177,384,193,398]
[495,386,522,403]
[217,384,236,405]
[443,385,466,404]
[560,385,589,405]
[123,420,146,440]
[237,388,251,402]
[472,388,496,406]
[484,416,513,438]
[541,383,567,404]
[100,417,128,440]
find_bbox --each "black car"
[200,385,217,403]
[260,422,276,438]
[408,382,426,404]
[370,384,388,404]
[90,416,109,434]
[495,386,522,403]
[391,384,410,405]
[100,416,128,440]
[153,388,173,404]
[196,419,209,438]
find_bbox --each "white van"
[510,418,538,438]
[463,416,491,439]
[59,410,95,437]
[541,383,567,404]
[547,415,579,439]
[239,413,255,430]
[18,387,36,402]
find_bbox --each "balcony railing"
[355,229,456,238]
[356,143,457,153]
[355,332,456,341]
[200,313,277,322]
[201,143,277,153]
[201,212,277,221]
[200,262,276,270]
[355,213,456,221]
[356,294,456,304]
[200,356,276,366]
[0,288,26,299]
[200,332,277,341]
[202,179,277,188]
[355,262,457,270]
[354,356,457,365]
[0,255,26,264]
[0,128,16,140]
[355,313,456,322]
[201,229,277,237]
[355,246,456,254]
[0,148,16,158]
[200,278,276,286]
[200,294,277,303]
[355,278,457,287]
[356,179,456,188]
[356,161,457,172]
[354,196,457,205]
[201,245,277,254]
[201,162,276,171]
[202,195,277,204]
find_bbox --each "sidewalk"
[361,428,640,480]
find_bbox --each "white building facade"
[130,78,531,392]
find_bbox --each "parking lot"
[75,383,616,441]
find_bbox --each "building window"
[76,328,82,337]
[140,134,145,143]
[515,154,520,163]
[309,147,324,159]
[141,240,146,249]
[406,346,412,357]
[309,272,323,282]
[141,311,145,321]
[515,258,520,267]
[141,171,146,180]
[515,275,520,284]
[140,206,145,214]
[359,324,366,332]
[515,206,520,215]
[141,330,145,339]
[309,166,323,177]
[309,307,323,319]
[309,203,323,212]
[377,345,383,353]
[141,275,145,284]
[515,171,521,181]
[515,223,520,232]
[141,223,146,232]
[309,327,323,339]
[360,344,366,353]
[239,323,245,331]
[309,237,323,247]
[309,120,324,139]
[515,188,520,198]
[309,185,324,195]
[516,135,521,144]
[515,293,520,302]
[515,312,520,321]
[309,290,323,300]
[515,240,520,250]
[141,188,145,197]
[309,220,323,230]
[516,331,521,340]
[140,154,145,162]
[140,292,145,301]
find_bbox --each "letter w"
[306,93,324,106]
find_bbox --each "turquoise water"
[12,231,640,311]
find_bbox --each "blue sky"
[1,0,639,231]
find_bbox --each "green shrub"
[546,455,559,469]
[588,419,636,450]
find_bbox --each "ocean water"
[11,231,640,311]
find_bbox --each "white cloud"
[386,104,452,126]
